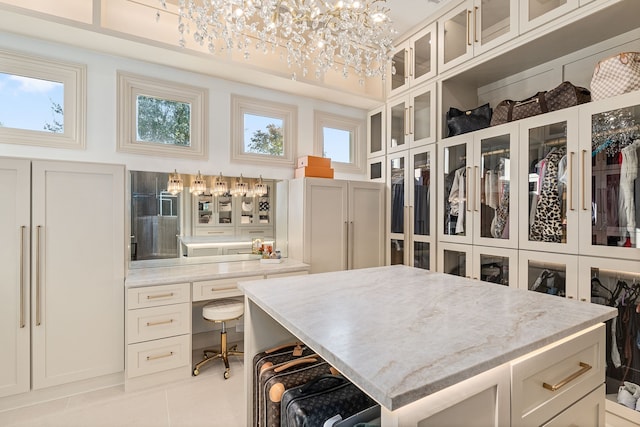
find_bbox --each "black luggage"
[258,356,335,427]
[280,375,378,427]
[253,343,315,426]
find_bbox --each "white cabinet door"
[303,179,348,274]
[438,1,474,73]
[520,0,579,34]
[518,250,578,300]
[388,152,410,265]
[367,106,385,159]
[31,161,125,389]
[348,181,385,270]
[0,158,30,398]
[438,242,473,278]
[409,145,436,271]
[518,109,580,254]
[578,91,640,261]
[387,23,437,98]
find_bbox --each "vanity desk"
[124,257,309,390]
[240,265,617,427]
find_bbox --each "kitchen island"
[240,265,618,426]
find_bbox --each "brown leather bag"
[490,81,591,126]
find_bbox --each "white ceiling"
[384,0,456,40]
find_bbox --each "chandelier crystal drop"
[162,0,396,81]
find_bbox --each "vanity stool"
[192,297,244,379]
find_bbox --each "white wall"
[0,31,368,181]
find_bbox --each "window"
[117,71,208,159]
[0,49,86,149]
[314,111,364,173]
[231,95,297,166]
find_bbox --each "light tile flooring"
[0,351,245,427]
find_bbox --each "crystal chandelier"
[231,174,249,196]
[253,175,268,197]
[211,172,229,196]
[161,0,396,81]
[190,170,207,194]
[167,169,184,195]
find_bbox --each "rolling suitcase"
[253,343,315,426]
[258,356,336,427]
[280,375,378,427]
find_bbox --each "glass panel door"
[413,150,432,237]
[441,140,470,240]
[478,253,510,285]
[390,47,407,93]
[388,153,408,265]
[412,83,436,146]
[478,133,512,242]
[442,248,468,277]
[439,4,472,71]
[413,242,431,270]
[478,0,513,48]
[388,98,407,152]
[518,250,578,299]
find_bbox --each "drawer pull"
[212,286,237,292]
[543,362,591,391]
[146,319,174,327]
[147,292,174,300]
[146,351,174,361]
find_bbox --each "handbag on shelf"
[591,52,640,101]
[446,103,492,137]
[490,81,591,126]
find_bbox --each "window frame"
[117,71,208,159]
[0,49,86,149]
[314,111,365,174]
[231,94,297,166]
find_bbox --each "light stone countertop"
[239,265,618,411]
[125,258,309,287]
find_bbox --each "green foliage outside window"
[247,123,284,155]
[136,95,191,146]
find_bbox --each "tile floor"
[0,352,245,427]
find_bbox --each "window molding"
[314,111,365,174]
[231,94,297,166]
[0,49,86,150]
[117,71,208,159]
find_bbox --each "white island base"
[240,266,616,427]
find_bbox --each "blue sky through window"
[323,127,351,163]
[243,113,283,153]
[0,73,64,132]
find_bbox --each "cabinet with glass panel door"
[387,145,436,270]
[578,91,640,261]
[388,23,436,98]
[518,109,580,254]
[438,0,519,73]
[518,249,579,300]
[438,123,519,248]
[387,82,437,153]
[438,242,518,286]
[519,0,579,34]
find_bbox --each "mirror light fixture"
[190,170,207,195]
[231,174,249,197]
[253,175,268,197]
[211,172,228,196]
[167,169,183,195]
[159,0,396,82]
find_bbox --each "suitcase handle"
[273,356,319,373]
[263,342,304,355]
[298,374,348,395]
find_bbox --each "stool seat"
[203,298,244,321]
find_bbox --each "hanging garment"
[619,140,640,245]
[491,182,509,238]
[448,167,467,234]
[390,182,404,234]
[484,170,499,209]
[414,183,430,235]
[529,147,567,242]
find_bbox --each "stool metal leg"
[192,321,243,379]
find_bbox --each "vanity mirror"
[129,170,280,266]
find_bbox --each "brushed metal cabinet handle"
[543,362,592,391]
[20,226,26,328]
[36,225,42,326]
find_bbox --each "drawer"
[127,283,190,309]
[192,276,261,302]
[127,303,191,344]
[127,334,190,378]
[265,271,309,279]
[542,384,605,426]
[512,324,605,427]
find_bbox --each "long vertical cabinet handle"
[474,166,480,211]
[404,48,409,81]
[36,225,42,326]
[467,10,472,46]
[568,151,575,211]
[409,47,414,78]
[474,7,479,43]
[466,167,472,212]
[409,105,414,135]
[581,150,587,211]
[350,221,355,270]
[404,107,409,137]
[20,226,26,328]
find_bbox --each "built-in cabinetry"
[193,180,275,240]
[439,242,518,286]
[388,23,437,97]
[388,145,436,270]
[0,158,124,399]
[286,178,384,274]
[387,82,437,152]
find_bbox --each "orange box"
[297,155,331,168]
[294,166,334,179]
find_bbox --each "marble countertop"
[125,258,309,287]
[239,265,618,411]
